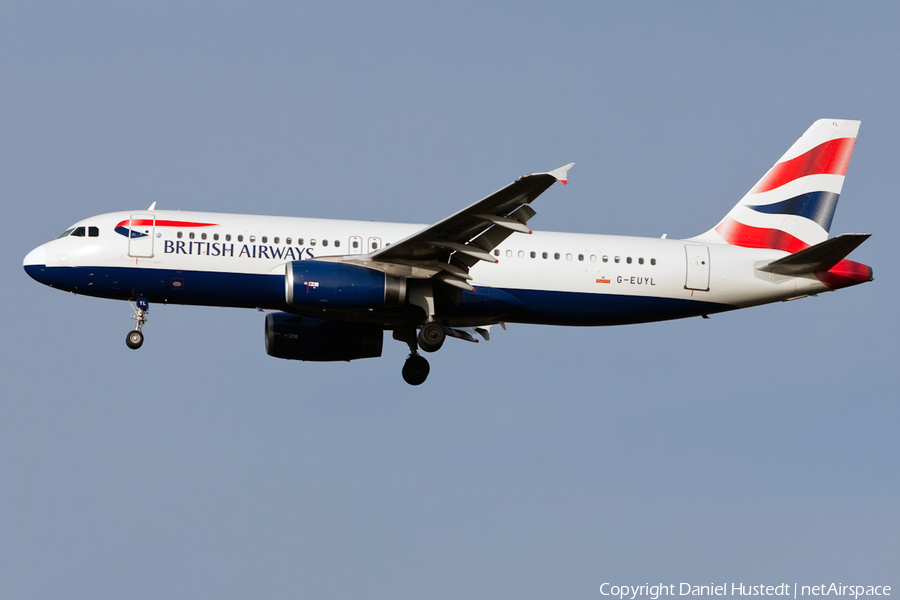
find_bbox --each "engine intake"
[285,261,406,309]
[265,312,383,361]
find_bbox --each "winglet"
[545,163,575,185]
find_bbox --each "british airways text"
[164,241,315,260]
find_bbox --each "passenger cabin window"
[591,255,597,262]
[352,240,359,248]
[371,241,377,250]
[177,231,183,239]
[88,226,99,237]
[518,250,524,258]
[286,237,292,245]
[334,240,340,248]
[274,237,280,244]
[626,257,632,264]
[237,235,243,242]
[189,232,195,240]
[322,239,328,247]
[494,249,500,257]
[261,236,268,243]
[298,238,304,245]
[507,250,513,257]
[310,239,316,246]
[72,227,86,237]
[249,236,256,242]
[554,252,560,260]
[530,251,536,258]
[638,257,644,265]
[651,258,657,265]
[213,233,219,241]
[226,234,231,241]
[578,254,584,261]
[602,255,608,263]
[201,233,207,240]
[614,256,620,263]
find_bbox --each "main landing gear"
[126,297,149,350]
[402,353,430,386]
[417,322,446,353]
[398,322,447,385]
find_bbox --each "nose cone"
[24,244,46,267]
[23,244,47,282]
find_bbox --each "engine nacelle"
[265,312,383,361]
[285,261,406,309]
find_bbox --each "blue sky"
[2,2,897,598]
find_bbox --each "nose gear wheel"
[126,330,144,349]
[126,298,149,350]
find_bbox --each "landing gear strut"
[395,324,432,385]
[126,297,149,350]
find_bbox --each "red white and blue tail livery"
[24,120,873,385]
[701,119,858,252]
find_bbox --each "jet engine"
[285,261,406,309]
[265,312,383,361]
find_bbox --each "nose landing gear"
[126,297,149,350]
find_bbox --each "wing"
[364,163,573,289]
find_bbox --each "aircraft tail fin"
[694,119,860,252]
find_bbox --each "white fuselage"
[24,209,832,327]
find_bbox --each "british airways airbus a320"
[24,119,872,385]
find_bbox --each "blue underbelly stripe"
[496,287,732,325]
[24,265,734,326]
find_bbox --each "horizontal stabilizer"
[756,233,870,275]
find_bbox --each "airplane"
[24,119,873,385]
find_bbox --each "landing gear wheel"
[402,354,430,386]
[127,298,149,350]
[417,322,445,353]
[126,329,144,350]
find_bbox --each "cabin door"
[684,245,710,291]
[127,214,156,258]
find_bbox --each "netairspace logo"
[599,584,891,600]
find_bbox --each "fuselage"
[23,209,844,328]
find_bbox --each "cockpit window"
[88,226,99,237]
[71,227,86,237]
[57,228,75,239]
